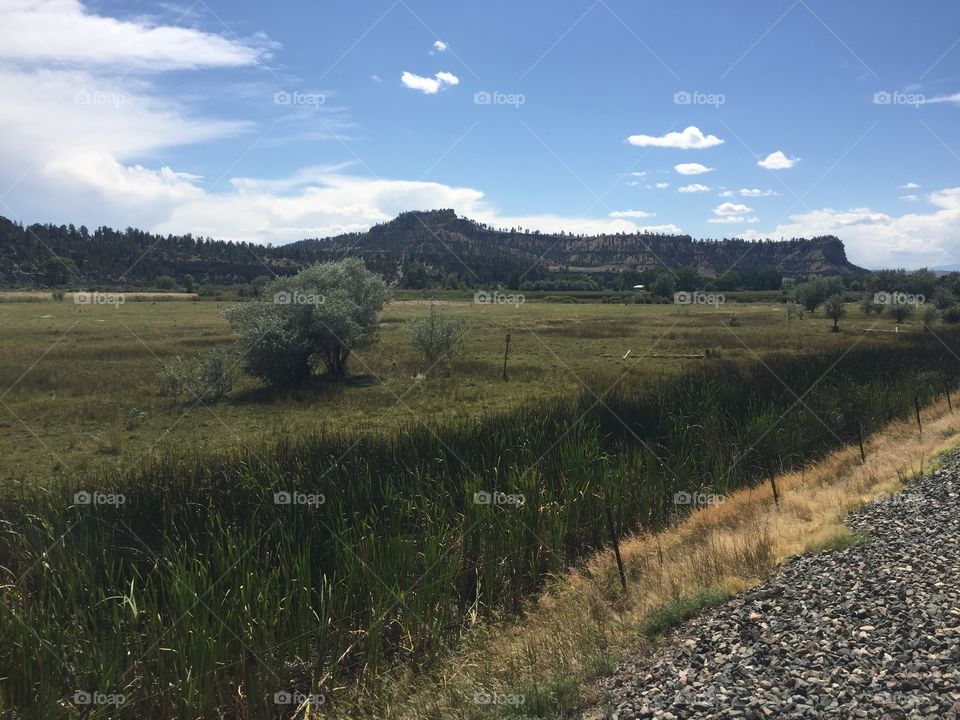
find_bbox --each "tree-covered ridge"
[0,209,865,289]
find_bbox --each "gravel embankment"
[589,454,960,719]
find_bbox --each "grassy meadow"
[1,290,957,718]
[0,294,911,483]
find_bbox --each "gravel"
[587,454,960,719]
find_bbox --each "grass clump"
[637,587,733,639]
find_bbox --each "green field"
[0,295,909,483]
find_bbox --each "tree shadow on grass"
[228,372,380,405]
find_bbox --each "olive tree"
[409,304,464,364]
[823,294,846,332]
[224,259,390,386]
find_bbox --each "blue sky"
[1,0,959,268]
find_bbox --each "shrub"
[726,313,743,327]
[157,347,234,403]
[786,302,804,321]
[153,275,177,290]
[859,293,882,315]
[50,289,65,301]
[824,294,846,332]
[944,306,960,324]
[921,305,939,331]
[887,303,913,323]
[409,304,464,365]
[223,259,391,386]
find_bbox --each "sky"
[1,0,959,269]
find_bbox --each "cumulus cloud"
[743,188,960,267]
[900,194,921,202]
[433,40,448,52]
[609,209,655,218]
[714,202,753,216]
[0,0,269,70]
[627,125,723,150]
[654,182,670,189]
[675,163,714,175]
[899,182,921,189]
[738,188,780,197]
[757,151,799,170]
[708,202,758,224]
[679,184,710,193]
[401,70,459,94]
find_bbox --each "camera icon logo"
[73,491,92,505]
[873,91,892,105]
[273,491,292,505]
[473,491,491,505]
[474,91,492,105]
[73,691,92,705]
[673,90,692,105]
[673,491,692,505]
[273,291,291,304]
[273,91,291,105]
[674,292,691,305]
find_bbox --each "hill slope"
[0,210,865,287]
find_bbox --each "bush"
[944,306,960,324]
[726,313,743,327]
[50,289,65,301]
[887,303,913,323]
[157,347,234,403]
[409,304,464,365]
[224,259,391,387]
[921,305,939,331]
[824,294,846,332]
[786,302,804,321]
[860,293,882,316]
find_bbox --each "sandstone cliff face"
[0,210,865,286]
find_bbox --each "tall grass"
[1,332,958,718]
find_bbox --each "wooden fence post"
[605,506,627,591]
[502,334,511,381]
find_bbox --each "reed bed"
[1,331,958,718]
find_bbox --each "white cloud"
[708,216,760,224]
[679,184,711,193]
[636,224,684,234]
[718,190,734,197]
[609,209,655,218]
[738,188,780,197]
[709,202,759,224]
[747,188,960,267]
[433,40,448,52]
[757,151,799,170]
[370,74,383,83]
[628,171,648,177]
[626,125,723,150]
[654,182,670,189]
[899,182,921,189]
[401,70,459,94]
[927,92,960,105]
[0,0,269,70]
[675,163,714,176]
[900,194,921,202]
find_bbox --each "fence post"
[605,506,627,591]
[856,421,866,464]
[914,396,923,435]
[502,334,511,381]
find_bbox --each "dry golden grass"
[337,397,960,720]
